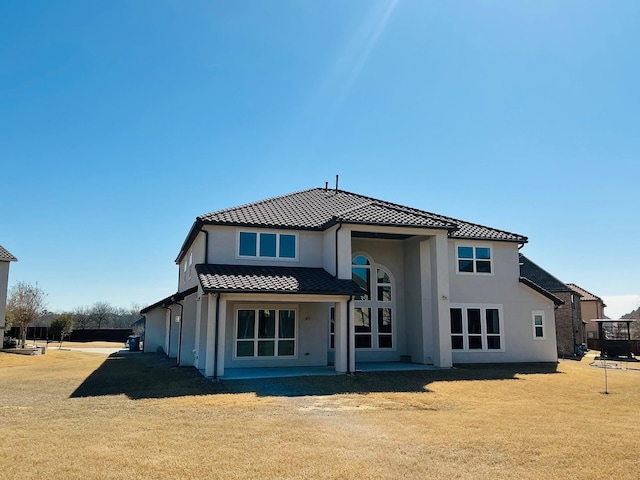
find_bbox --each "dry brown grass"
[1,350,638,479]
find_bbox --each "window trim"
[233,305,298,360]
[532,310,546,340]
[455,243,494,276]
[351,252,396,351]
[449,303,505,352]
[236,230,299,261]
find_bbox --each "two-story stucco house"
[141,187,560,378]
[0,245,18,347]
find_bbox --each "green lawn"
[1,350,638,479]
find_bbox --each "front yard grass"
[1,350,638,479]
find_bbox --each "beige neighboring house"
[567,283,606,340]
[0,245,18,347]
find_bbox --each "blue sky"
[1,1,639,318]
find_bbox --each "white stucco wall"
[164,221,557,372]
[204,226,326,268]
[178,293,198,366]
[403,238,428,362]
[166,305,181,359]
[143,307,167,353]
[223,301,330,369]
[448,240,558,363]
[178,232,206,292]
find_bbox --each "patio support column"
[204,294,217,377]
[216,296,227,378]
[334,298,353,373]
[194,294,202,368]
[430,233,452,368]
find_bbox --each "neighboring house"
[519,254,584,356]
[0,245,18,347]
[566,283,606,340]
[141,187,560,378]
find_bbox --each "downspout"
[163,305,172,359]
[347,294,353,375]
[213,293,221,381]
[176,299,184,366]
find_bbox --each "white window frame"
[532,310,545,340]
[233,305,298,360]
[236,230,299,261]
[455,243,494,276]
[449,304,505,352]
[351,253,396,351]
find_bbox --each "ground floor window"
[354,307,393,349]
[329,305,393,350]
[532,310,545,339]
[236,308,296,358]
[450,304,503,351]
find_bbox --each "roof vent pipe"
[325,181,328,192]
[335,174,339,191]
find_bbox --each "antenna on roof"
[335,174,339,192]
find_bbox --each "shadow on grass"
[70,352,559,400]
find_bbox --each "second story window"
[457,245,492,274]
[238,231,297,260]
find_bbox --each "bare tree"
[90,301,115,329]
[73,306,92,329]
[7,282,47,347]
[110,303,145,328]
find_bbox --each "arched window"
[352,255,394,350]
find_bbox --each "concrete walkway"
[55,347,132,355]
[219,362,441,380]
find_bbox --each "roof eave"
[452,235,528,244]
[175,220,204,264]
[519,277,565,306]
[200,288,357,296]
[140,286,198,314]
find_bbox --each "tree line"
[5,281,143,347]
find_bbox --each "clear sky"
[1,1,639,318]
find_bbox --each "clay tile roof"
[196,264,362,295]
[567,283,605,305]
[196,188,525,240]
[0,245,17,262]
[519,254,571,292]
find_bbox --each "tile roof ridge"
[566,283,603,301]
[439,213,527,242]
[326,189,458,228]
[197,187,319,220]
[333,199,376,218]
[333,189,524,240]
